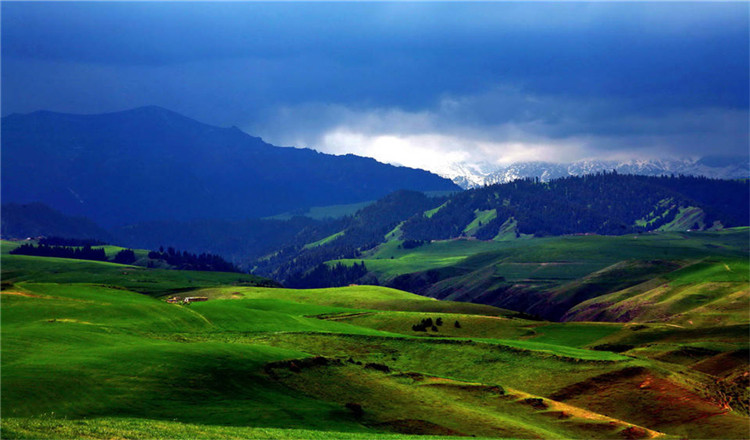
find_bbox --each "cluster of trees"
[113,249,137,264]
[10,242,138,266]
[401,239,427,249]
[147,247,240,273]
[285,261,368,289]
[411,317,443,332]
[39,236,107,247]
[10,243,107,261]
[114,216,333,271]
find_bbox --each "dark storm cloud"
[2,2,748,165]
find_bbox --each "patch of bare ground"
[549,365,750,438]
[693,349,749,377]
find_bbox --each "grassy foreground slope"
[2,254,748,439]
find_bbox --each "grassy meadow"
[2,232,748,439]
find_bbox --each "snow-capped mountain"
[441,157,750,189]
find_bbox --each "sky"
[2,2,748,175]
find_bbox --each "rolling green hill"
[329,228,749,323]
[2,251,748,439]
[0,253,273,297]
[564,258,750,325]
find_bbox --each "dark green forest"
[402,173,748,240]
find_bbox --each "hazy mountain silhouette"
[2,106,459,227]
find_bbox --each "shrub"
[364,363,390,373]
[113,249,137,264]
[345,402,364,418]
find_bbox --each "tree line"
[284,261,368,289]
[10,243,107,261]
[10,241,239,274]
[39,236,107,247]
[147,246,240,273]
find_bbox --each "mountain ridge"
[1,106,459,227]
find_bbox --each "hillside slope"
[254,175,748,287]
[333,229,749,323]
[1,106,458,227]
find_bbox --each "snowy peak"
[443,157,749,188]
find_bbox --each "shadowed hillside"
[1,107,458,227]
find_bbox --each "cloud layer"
[3,2,748,172]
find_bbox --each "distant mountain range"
[1,106,458,227]
[442,157,750,188]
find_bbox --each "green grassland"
[423,201,448,218]
[1,239,23,253]
[565,258,749,325]
[656,206,706,231]
[323,310,623,350]
[384,221,405,241]
[0,254,268,296]
[345,229,749,279]
[463,209,498,237]
[335,239,509,279]
[2,417,502,440]
[331,229,749,325]
[303,230,346,249]
[3,248,748,439]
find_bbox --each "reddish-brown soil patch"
[549,366,647,401]
[657,346,721,366]
[693,349,749,377]
[620,426,650,439]
[521,397,549,410]
[549,365,748,438]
